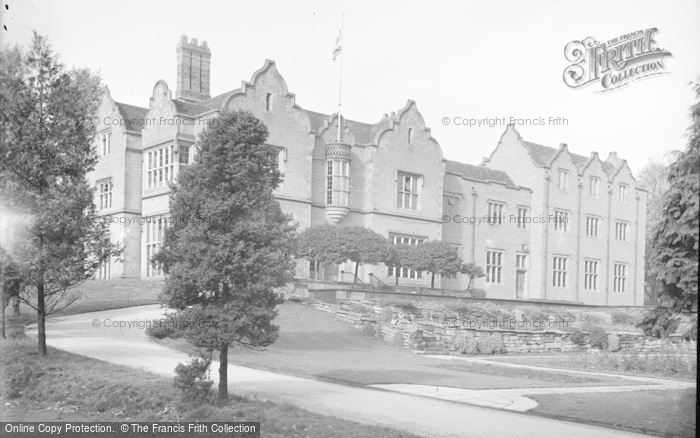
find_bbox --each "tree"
[460,262,485,290]
[154,110,297,400]
[298,225,390,283]
[298,224,346,267]
[383,244,415,286]
[338,226,391,282]
[637,158,674,305]
[408,241,463,288]
[0,33,117,354]
[641,80,700,338]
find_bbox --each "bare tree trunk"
[354,262,359,283]
[218,342,228,401]
[1,272,5,339]
[431,273,436,289]
[37,280,47,355]
[12,295,19,316]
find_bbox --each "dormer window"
[408,127,414,144]
[265,93,273,111]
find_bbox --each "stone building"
[88,36,646,305]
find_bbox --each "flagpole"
[337,14,344,143]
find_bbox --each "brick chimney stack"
[175,35,211,103]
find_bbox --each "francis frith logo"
[563,28,672,92]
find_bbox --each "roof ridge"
[115,101,148,111]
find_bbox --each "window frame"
[326,159,350,206]
[146,145,175,190]
[487,201,505,225]
[397,171,422,211]
[516,206,529,229]
[618,183,629,204]
[485,249,504,284]
[553,209,570,232]
[584,259,599,291]
[615,220,630,242]
[558,169,569,191]
[552,255,569,288]
[589,176,600,198]
[613,263,628,293]
[97,178,113,210]
[585,215,600,237]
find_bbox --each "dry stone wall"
[299,298,696,355]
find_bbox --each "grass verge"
[490,350,697,380]
[530,389,696,437]
[6,279,163,327]
[0,337,420,438]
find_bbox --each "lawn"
[6,279,163,327]
[488,351,697,380]
[0,337,421,438]
[530,389,697,437]
[159,301,635,390]
[158,301,696,437]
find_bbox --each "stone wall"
[300,298,696,355]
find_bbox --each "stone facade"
[87,36,647,305]
[482,128,646,305]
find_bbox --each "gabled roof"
[200,91,237,110]
[306,109,380,144]
[173,100,210,117]
[445,160,516,187]
[522,140,615,173]
[115,102,148,131]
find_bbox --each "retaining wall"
[300,298,695,355]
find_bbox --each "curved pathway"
[26,305,652,438]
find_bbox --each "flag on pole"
[332,28,342,61]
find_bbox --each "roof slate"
[115,102,148,131]
[445,160,516,187]
[522,140,615,173]
[173,100,210,117]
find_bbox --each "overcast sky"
[2,0,699,174]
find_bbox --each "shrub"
[568,327,586,345]
[361,323,375,337]
[607,333,621,352]
[465,302,502,318]
[469,289,487,298]
[476,333,504,355]
[453,334,478,355]
[587,350,696,378]
[380,306,393,323]
[582,311,613,326]
[391,333,405,348]
[584,324,608,349]
[344,302,367,314]
[520,306,547,323]
[146,320,175,339]
[610,310,640,326]
[173,357,213,402]
[378,299,419,314]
